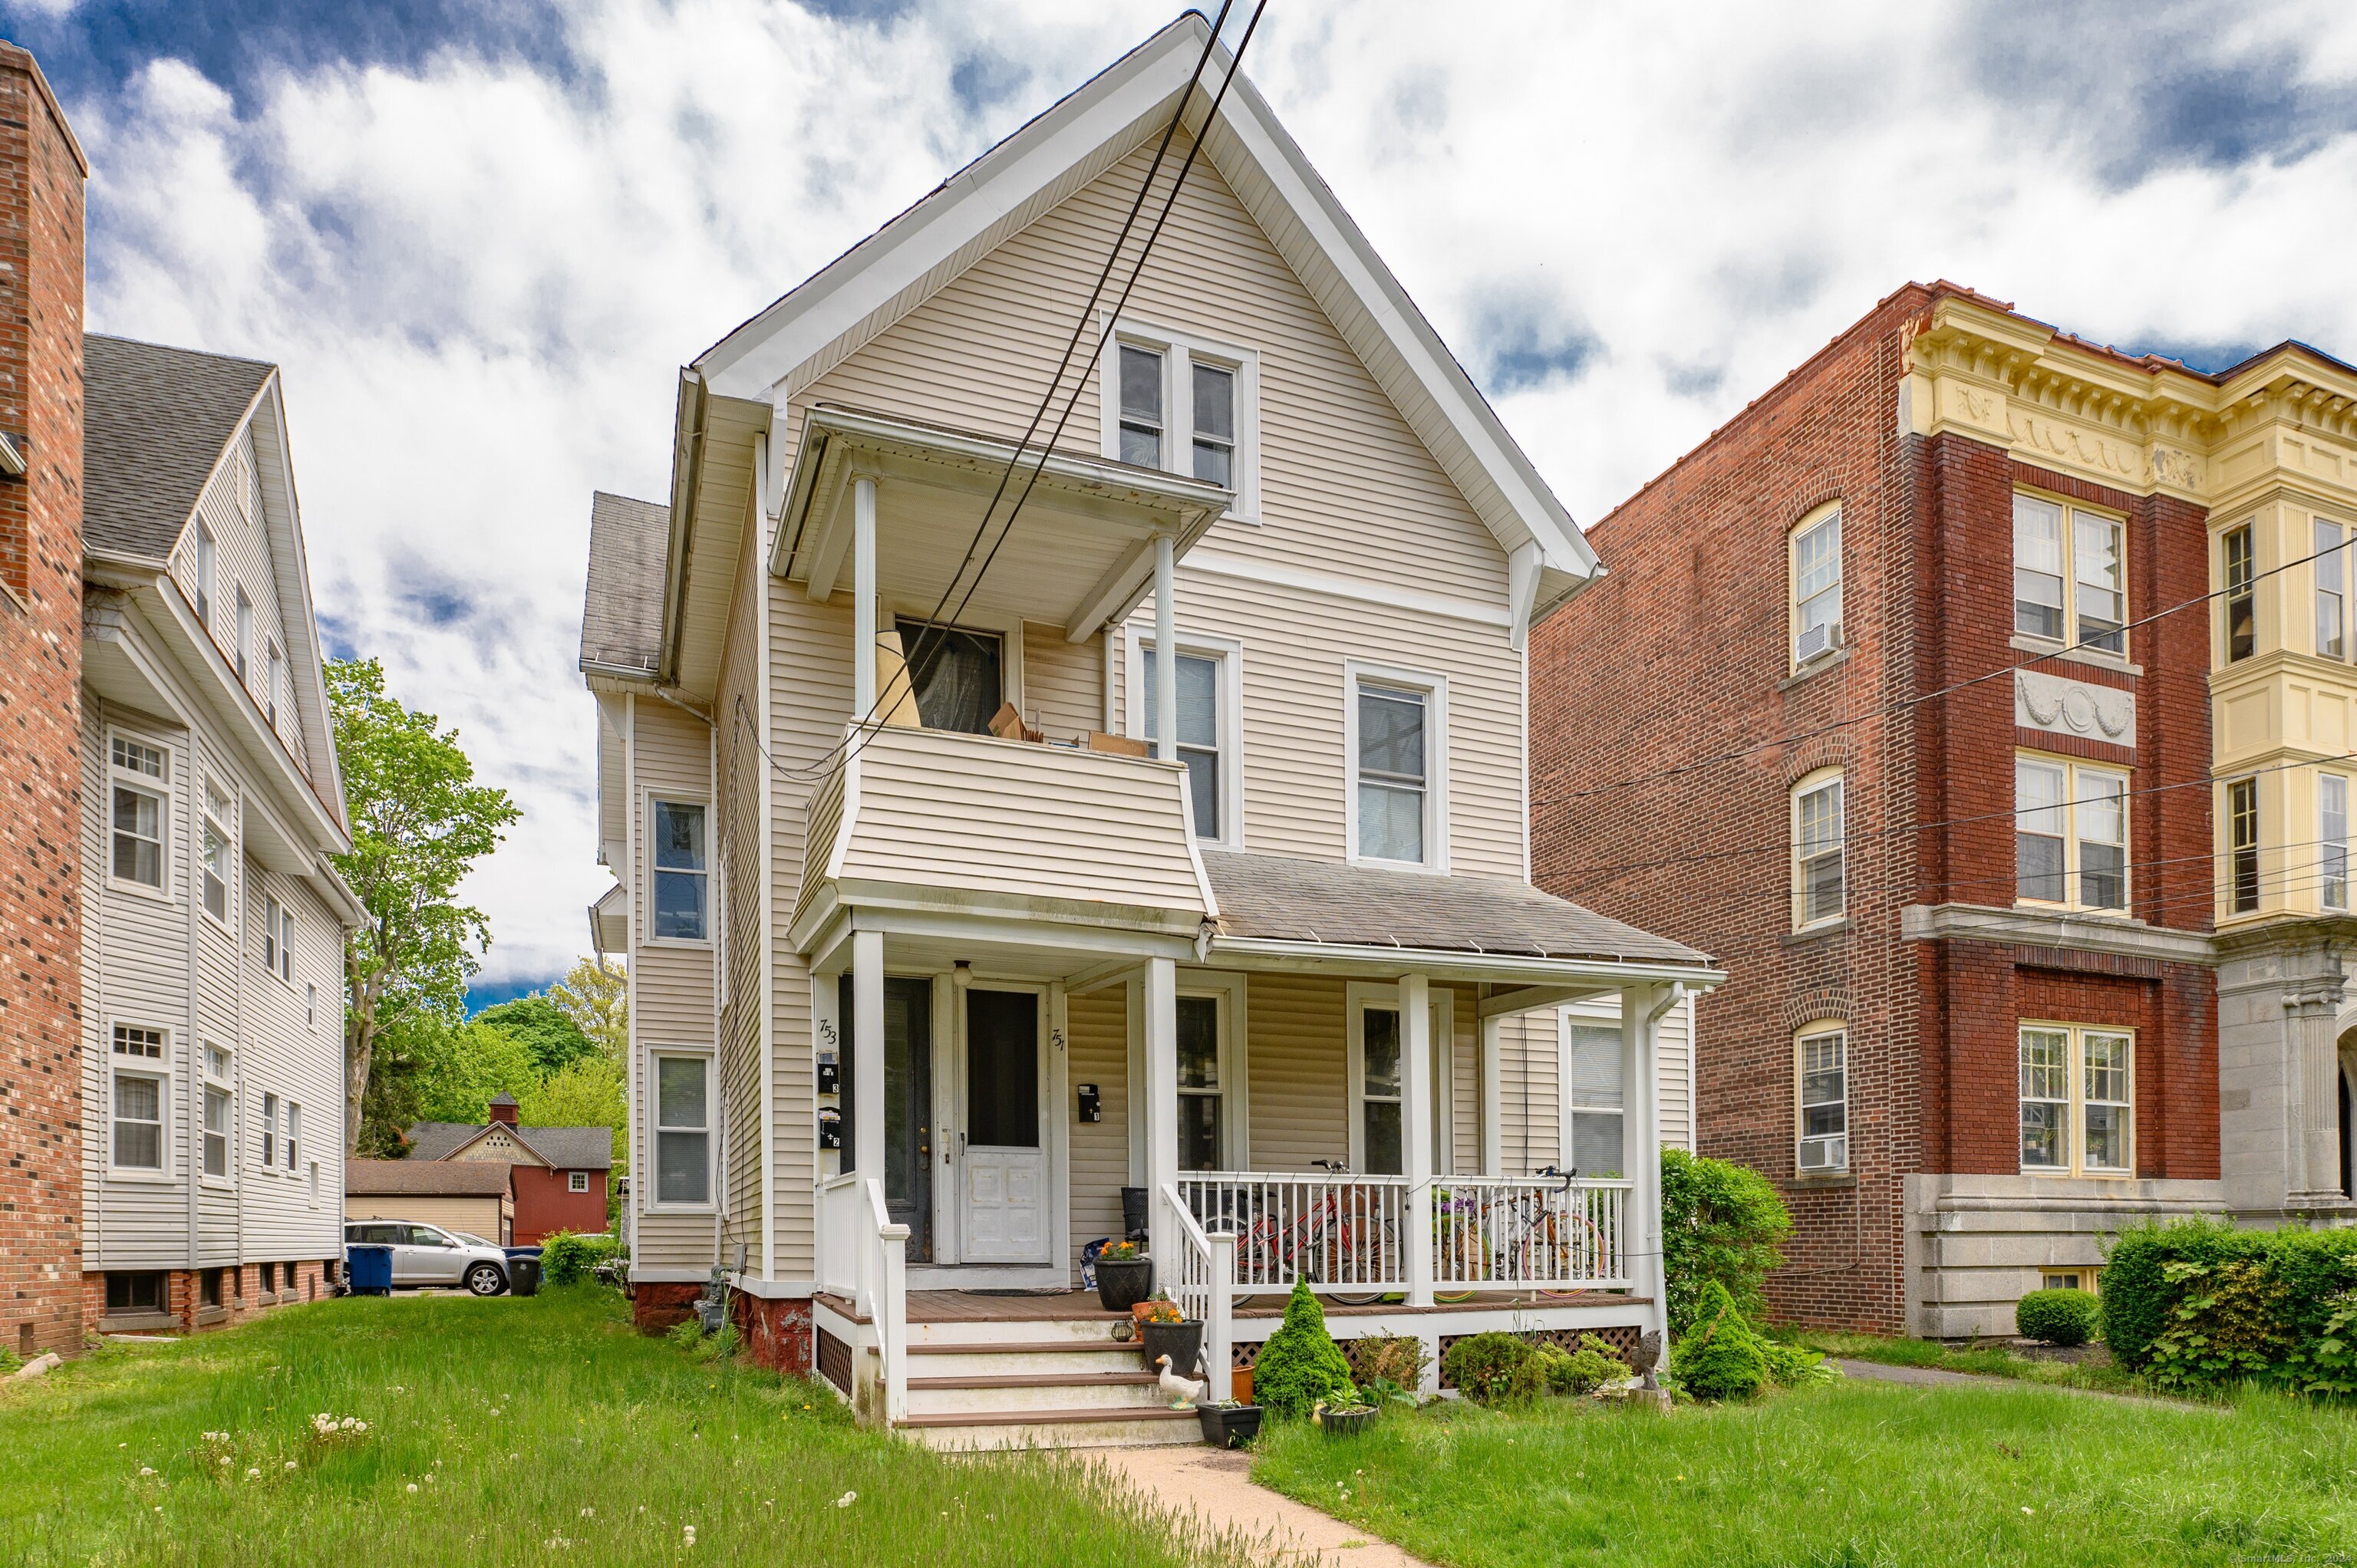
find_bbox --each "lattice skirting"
[816,1327,853,1394]
[1435,1323,1642,1389]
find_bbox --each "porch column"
[851,930,885,1190]
[1478,1013,1504,1176]
[1152,532,1176,762]
[1620,982,1673,1341]
[852,475,878,713]
[1400,973,1434,1306]
[1144,956,1178,1269]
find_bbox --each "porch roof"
[1199,849,1711,968]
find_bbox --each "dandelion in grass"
[835,1491,858,1508]
[138,1468,155,1478]
[285,1461,298,1471]
[683,1524,697,1547]
[406,1484,418,1494]
[245,1468,260,1480]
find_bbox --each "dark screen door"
[965,990,1040,1148]
[840,973,935,1262]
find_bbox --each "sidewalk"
[1094,1444,1435,1567]
[1834,1358,2217,1409]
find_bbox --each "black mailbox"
[816,1052,839,1097]
[1076,1082,1101,1123]
[817,1106,842,1150]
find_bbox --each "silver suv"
[344,1220,509,1296]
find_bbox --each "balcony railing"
[1432,1176,1632,1292]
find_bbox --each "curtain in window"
[897,619,1002,734]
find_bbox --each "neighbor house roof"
[344,1159,513,1197]
[579,490,668,677]
[406,1121,616,1171]
[1200,849,1713,968]
[84,333,275,561]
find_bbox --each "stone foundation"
[631,1280,704,1335]
[730,1290,813,1375]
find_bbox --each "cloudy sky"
[12,0,2357,1000]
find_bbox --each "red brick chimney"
[0,42,87,1362]
[487,1092,519,1126]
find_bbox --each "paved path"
[1834,1358,2214,1409]
[1095,1444,1435,1567]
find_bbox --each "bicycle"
[1208,1161,1399,1307]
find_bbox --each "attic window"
[1101,323,1258,522]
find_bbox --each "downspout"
[185,716,201,1311]
[90,695,106,1271]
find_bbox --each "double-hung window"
[1175,994,1224,1172]
[2020,1023,2133,1176]
[1103,325,1257,516]
[2228,776,2260,914]
[2224,524,2256,661]
[285,1102,300,1171]
[649,799,707,941]
[2016,756,2128,911]
[1564,1020,1624,1177]
[1139,642,1228,840]
[193,524,215,624]
[110,1024,167,1172]
[2319,519,2349,659]
[2014,494,2127,654]
[201,782,232,923]
[2325,775,2350,913]
[1791,771,1844,928]
[260,1091,278,1169]
[266,642,283,728]
[110,736,167,891]
[1795,1026,1848,1172]
[653,1052,712,1205]
[236,589,253,684]
[262,894,294,982]
[1351,670,1442,867]
[1790,506,1842,665]
[202,1045,233,1181]
[1191,362,1235,486]
[1355,1004,1403,1177]
[1118,344,1165,467]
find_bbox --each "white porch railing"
[1160,1184,1235,1402]
[815,1172,908,1424]
[1174,1171,1413,1294]
[1432,1177,1631,1291]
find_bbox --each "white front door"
[959,988,1049,1264]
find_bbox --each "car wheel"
[466,1262,507,1297]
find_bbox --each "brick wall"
[1531,284,2216,1333]
[0,44,84,1363]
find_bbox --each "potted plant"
[1136,1294,1203,1379]
[1314,1385,1379,1437]
[1196,1398,1264,1448]
[1093,1238,1153,1313]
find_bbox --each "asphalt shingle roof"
[405,1121,615,1171]
[344,1159,512,1197]
[1201,849,1713,968]
[579,490,668,674]
[84,333,275,561]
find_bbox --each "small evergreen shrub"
[2015,1287,2100,1347]
[1669,1280,1769,1402]
[539,1230,623,1286]
[1441,1332,1539,1405]
[1661,1149,1792,1334]
[1253,1280,1356,1419]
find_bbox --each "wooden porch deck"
[816,1287,1647,1326]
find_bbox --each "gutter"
[1206,934,1723,989]
[660,371,709,689]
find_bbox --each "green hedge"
[1661,1148,1792,1333]
[2102,1218,2357,1391]
[539,1230,625,1286]
[2016,1288,2098,1347]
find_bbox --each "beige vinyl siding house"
[582,18,1718,1442]
[79,335,361,1331]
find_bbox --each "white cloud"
[68,0,2357,987]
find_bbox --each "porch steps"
[890,1310,1205,1450]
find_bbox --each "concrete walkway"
[1834,1357,2214,1409]
[1095,1444,1435,1567]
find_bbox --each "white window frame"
[1788,502,1843,668]
[2013,491,2128,658]
[261,893,295,984]
[107,733,171,900]
[644,793,711,947]
[1558,1009,1626,1179]
[260,1090,279,1173]
[285,1101,301,1172]
[1344,660,1449,871]
[1345,981,1452,1176]
[2014,753,2131,914]
[108,1022,173,1178]
[235,588,253,684]
[201,1042,236,1186]
[1170,970,1249,1172]
[648,1046,716,1212]
[265,641,283,729]
[200,780,234,927]
[569,1171,590,1194]
[2019,1022,2134,1178]
[192,522,215,624]
[1097,317,1261,523]
[2326,773,2350,913]
[1790,768,1845,931]
[1795,1025,1848,1174]
[1123,627,1244,848]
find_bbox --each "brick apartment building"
[1531,282,2282,1336]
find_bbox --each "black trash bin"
[1120,1185,1149,1240]
[507,1255,542,1297]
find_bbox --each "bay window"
[2319,519,2349,659]
[2224,524,2256,661]
[2326,774,2350,913]
[203,782,232,923]
[110,736,167,891]
[203,1044,233,1181]
[2229,776,2260,914]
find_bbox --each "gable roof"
[84,334,275,561]
[345,1158,513,1197]
[691,13,1597,611]
[406,1120,615,1171]
[579,490,668,677]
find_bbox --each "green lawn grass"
[1785,1327,2172,1398]
[1251,1379,2357,1566]
[0,1287,1247,1567]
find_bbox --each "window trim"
[260,892,295,986]
[643,792,712,947]
[1096,317,1261,523]
[647,1046,717,1213]
[1787,502,1844,670]
[2326,772,2350,914]
[260,1090,279,1174]
[107,732,173,901]
[885,605,1024,734]
[200,779,235,929]
[1794,1023,1848,1174]
[569,1170,591,1194]
[1173,973,1249,1171]
[1344,981,1451,1176]
[1123,627,1244,848]
[200,1042,236,1188]
[1789,768,1845,931]
[107,1021,173,1181]
[2013,751,2131,914]
[2012,489,2130,660]
[1344,660,1449,872]
[1559,1007,1627,1180]
[2018,1021,2135,1179]
[2223,522,2256,663]
[2227,775,2261,915]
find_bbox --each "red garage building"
[405,1094,615,1245]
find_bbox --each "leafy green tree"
[1661,1148,1792,1333]
[547,957,627,1062]
[473,995,597,1076]
[329,657,519,1154]
[518,1055,626,1164]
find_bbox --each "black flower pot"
[1139,1318,1203,1378]
[1095,1257,1154,1313]
[1198,1402,1263,1448]
[1318,1405,1378,1437]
